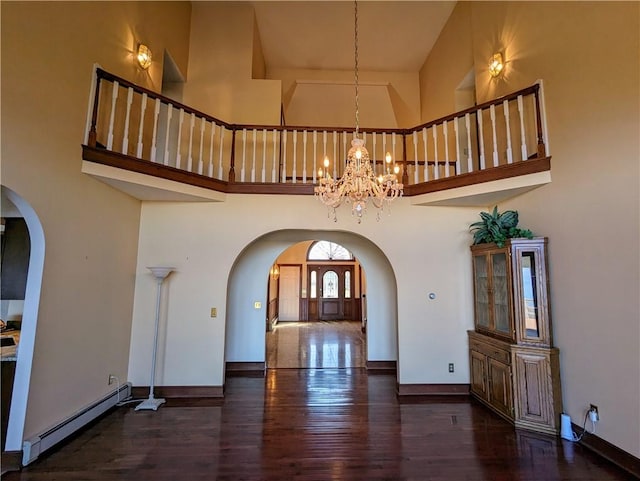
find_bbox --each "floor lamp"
[135,266,174,411]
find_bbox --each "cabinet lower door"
[470,350,488,401]
[488,358,513,419]
[512,348,562,434]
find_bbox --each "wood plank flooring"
[3,368,635,480]
[4,324,635,480]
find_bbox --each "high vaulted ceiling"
[251,1,457,72]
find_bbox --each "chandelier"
[314,0,403,223]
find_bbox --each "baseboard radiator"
[22,382,131,466]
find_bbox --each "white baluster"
[477,109,486,170]
[262,129,267,183]
[302,130,307,183]
[382,132,387,169]
[208,123,215,177]
[465,113,473,173]
[292,130,297,184]
[342,132,348,173]
[454,118,461,177]
[443,121,450,177]
[422,127,429,182]
[121,87,133,154]
[251,129,257,183]
[412,131,419,184]
[332,131,338,179]
[107,81,118,150]
[241,128,247,182]
[272,129,277,183]
[150,98,161,163]
[372,132,377,174]
[322,131,327,172]
[312,130,318,183]
[503,100,513,164]
[392,132,397,172]
[217,126,224,179]
[186,113,195,172]
[175,108,184,169]
[517,95,528,161]
[490,104,499,167]
[163,104,173,166]
[136,93,147,158]
[198,117,205,175]
[282,130,287,183]
[432,125,439,180]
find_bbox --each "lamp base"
[134,396,166,411]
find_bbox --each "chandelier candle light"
[314,0,403,223]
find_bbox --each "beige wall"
[419,2,474,121]
[1,1,192,447]
[270,67,420,129]
[129,197,477,387]
[420,1,640,457]
[183,3,281,125]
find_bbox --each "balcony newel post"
[229,128,237,183]
[87,73,102,148]
[534,84,546,157]
[401,133,409,186]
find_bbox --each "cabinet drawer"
[470,339,511,365]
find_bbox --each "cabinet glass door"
[473,255,490,329]
[491,252,511,335]
[520,252,540,338]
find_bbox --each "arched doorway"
[266,240,366,368]
[1,186,45,454]
[224,229,397,379]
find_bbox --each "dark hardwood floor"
[3,369,634,481]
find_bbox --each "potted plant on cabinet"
[469,206,533,248]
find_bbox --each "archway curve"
[224,229,398,376]
[1,186,45,452]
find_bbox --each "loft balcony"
[81,67,551,206]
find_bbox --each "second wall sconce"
[137,43,152,70]
[489,52,504,78]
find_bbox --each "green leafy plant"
[469,206,533,247]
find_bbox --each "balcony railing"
[82,67,550,196]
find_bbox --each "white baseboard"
[22,383,131,466]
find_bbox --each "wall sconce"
[489,52,504,78]
[270,264,280,280]
[137,43,152,70]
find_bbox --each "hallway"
[4,369,632,481]
[266,320,366,369]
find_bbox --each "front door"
[312,266,354,321]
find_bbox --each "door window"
[322,271,339,298]
[310,270,317,298]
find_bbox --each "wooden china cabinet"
[468,237,563,435]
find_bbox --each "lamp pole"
[135,266,174,411]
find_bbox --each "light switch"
[254,301,262,309]
[210,307,217,318]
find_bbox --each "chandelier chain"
[354,0,359,136]
[314,0,403,222]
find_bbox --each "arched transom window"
[308,241,354,261]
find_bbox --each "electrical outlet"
[448,363,455,373]
[108,375,116,385]
[589,404,599,422]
